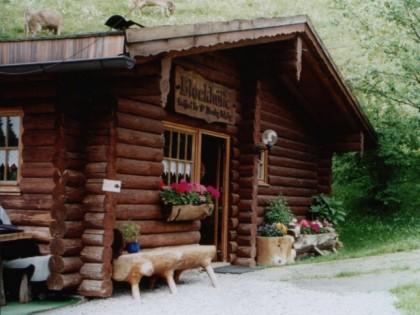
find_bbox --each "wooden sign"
[174,67,236,125]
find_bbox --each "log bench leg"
[128,261,154,301]
[164,271,177,294]
[205,265,219,288]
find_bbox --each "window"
[162,125,196,185]
[257,150,268,184]
[0,111,22,192]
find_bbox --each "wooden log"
[49,221,85,238]
[49,255,84,273]
[116,158,163,176]
[84,212,116,230]
[22,146,55,163]
[7,210,52,226]
[115,204,163,220]
[117,128,165,148]
[17,226,51,242]
[269,156,317,171]
[134,220,200,234]
[236,246,256,258]
[85,162,107,175]
[140,232,200,248]
[115,190,160,204]
[51,204,84,221]
[79,263,112,280]
[268,176,318,189]
[294,231,339,256]
[83,195,105,212]
[236,235,257,247]
[22,130,56,146]
[20,162,56,178]
[80,246,113,263]
[50,238,83,256]
[61,170,86,187]
[117,112,164,134]
[234,257,256,267]
[82,229,114,247]
[86,145,108,162]
[256,236,296,266]
[118,98,166,120]
[116,143,163,162]
[115,174,161,190]
[23,114,56,130]
[77,279,113,298]
[268,165,317,179]
[47,272,83,290]
[112,244,217,300]
[23,102,55,114]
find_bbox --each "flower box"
[294,231,339,256]
[166,203,214,221]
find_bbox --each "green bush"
[309,194,347,227]
[264,194,294,225]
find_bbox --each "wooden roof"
[125,15,377,149]
[0,15,376,149]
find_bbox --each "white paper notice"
[102,179,122,193]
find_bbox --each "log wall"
[48,96,87,293]
[256,78,331,219]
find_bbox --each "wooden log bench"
[112,244,219,300]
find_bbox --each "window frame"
[257,149,269,185]
[0,109,23,195]
[162,122,199,185]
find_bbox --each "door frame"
[198,130,230,262]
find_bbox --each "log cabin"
[0,15,377,297]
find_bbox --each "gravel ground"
[43,249,420,315]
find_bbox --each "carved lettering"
[175,67,236,125]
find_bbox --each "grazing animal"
[24,8,63,37]
[105,15,145,30]
[133,0,175,16]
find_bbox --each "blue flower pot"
[126,242,140,253]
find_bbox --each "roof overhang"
[125,15,377,150]
[0,55,135,75]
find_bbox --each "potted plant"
[257,194,296,266]
[119,220,141,253]
[160,179,220,221]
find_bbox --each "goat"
[24,8,63,37]
[132,0,175,16]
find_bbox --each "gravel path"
[44,250,420,315]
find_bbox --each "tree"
[330,0,420,219]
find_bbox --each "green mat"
[1,296,81,315]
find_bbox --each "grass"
[390,283,420,315]
[295,214,420,265]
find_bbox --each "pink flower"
[207,186,220,199]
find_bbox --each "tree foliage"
[331,0,419,221]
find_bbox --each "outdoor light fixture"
[255,129,278,154]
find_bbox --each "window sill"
[0,186,22,195]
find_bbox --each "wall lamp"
[255,129,278,155]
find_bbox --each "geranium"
[297,219,332,235]
[160,179,220,205]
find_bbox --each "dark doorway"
[199,134,227,261]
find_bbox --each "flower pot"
[256,235,296,266]
[126,242,140,253]
[166,204,214,221]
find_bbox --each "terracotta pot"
[166,204,214,221]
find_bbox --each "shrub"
[309,194,347,227]
[264,194,294,225]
